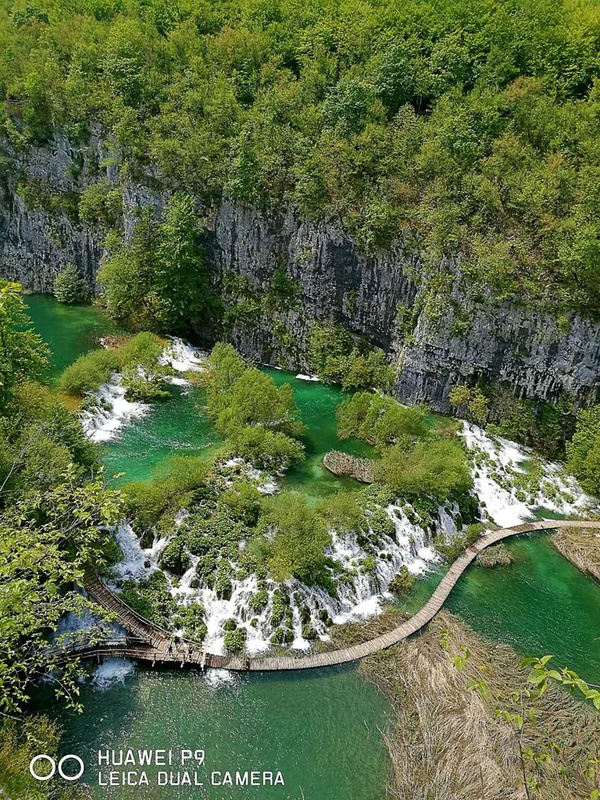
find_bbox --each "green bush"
[206,343,306,470]
[308,323,393,391]
[0,382,98,496]
[79,180,123,227]
[122,374,170,402]
[218,481,262,525]
[389,566,414,595]
[54,264,89,304]
[251,588,269,611]
[223,628,247,654]
[57,349,120,396]
[228,425,305,471]
[123,455,208,532]
[337,392,428,449]
[173,602,207,641]
[265,494,330,584]
[119,332,164,372]
[270,627,293,645]
[119,572,176,628]
[374,439,472,502]
[566,405,600,495]
[159,537,190,576]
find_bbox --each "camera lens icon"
[30,754,84,781]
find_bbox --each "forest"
[1,0,600,314]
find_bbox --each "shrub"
[54,264,89,304]
[173,602,207,640]
[307,323,393,391]
[159,537,190,576]
[119,332,164,372]
[338,392,428,449]
[123,455,207,532]
[374,439,472,502]
[79,180,123,227]
[566,405,600,495]
[389,566,413,595]
[449,384,489,424]
[251,588,269,611]
[218,481,262,525]
[270,627,293,645]
[265,494,330,584]
[228,425,305,470]
[122,374,170,401]
[317,490,366,534]
[301,623,317,640]
[57,349,119,395]
[119,571,176,628]
[206,343,306,470]
[223,628,247,654]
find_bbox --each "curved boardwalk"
[83,519,600,672]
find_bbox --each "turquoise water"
[397,533,600,683]
[25,294,121,381]
[54,666,391,800]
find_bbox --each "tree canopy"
[0,281,49,411]
[2,0,600,314]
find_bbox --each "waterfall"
[460,422,593,526]
[79,375,148,444]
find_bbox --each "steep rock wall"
[0,134,599,410]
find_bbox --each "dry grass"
[361,611,600,800]
[316,609,409,652]
[552,527,600,581]
[477,544,515,568]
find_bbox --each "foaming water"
[461,422,594,526]
[80,376,149,444]
[92,659,136,689]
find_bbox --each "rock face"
[1,133,599,410]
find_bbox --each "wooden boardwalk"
[83,519,600,672]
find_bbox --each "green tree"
[98,207,159,331]
[337,391,428,449]
[566,405,600,495]
[375,438,472,502]
[153,193,213,334]
[53,264,89,304]
[0,467,122,716]
[0,282,49,411]
[265,494,330,584]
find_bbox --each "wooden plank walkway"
[82,519,600,672]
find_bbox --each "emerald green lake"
[55,667,390,800]
[25,294,121,381]
[26,295,600,799]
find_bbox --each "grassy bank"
[360,611,600,800]
[552,526,600,582]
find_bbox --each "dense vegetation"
[0,282,122,720]
[567,405,600,495]
[2,0,600,316]
[205,342,306,469]
[58,330,170,399]
[98,194,216,335]
[337,390,473,503]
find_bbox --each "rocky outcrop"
[394,287,600,412]
[1,132,599,411]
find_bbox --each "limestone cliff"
[0,133,598,410]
